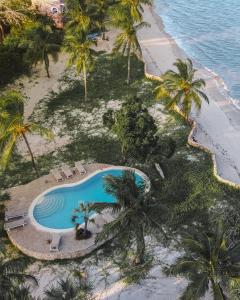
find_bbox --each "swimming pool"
[29,167,146,232]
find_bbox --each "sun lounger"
[4,218,27,231]
[155,163,165,179]
[75,161,86,175]
[5,208,28,222]
[50,169,64,182]
[62,165,74,179]
[50,234,61,252]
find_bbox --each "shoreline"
[138,4,240,186]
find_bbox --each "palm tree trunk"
[84,217,88,235]
[135,226,145,264]
[210,278,227,300]
[127,52,131,85]
[22,132,39,177]
[44,52,50,78]
[83,64,87,101]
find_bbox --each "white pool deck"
[5,163,119,260]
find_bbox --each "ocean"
[155,0,240,101]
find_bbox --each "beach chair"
[5,208,28,222]
[75,161,87,175]
[50,234,61,252]
[4,218,27,231]
[50,169,64,182]
[62,165,74,179]
[155,163,165,179]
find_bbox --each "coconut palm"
[63,31,96,101]
[72,202,94,239]
[165,222,240,300]
[92,170,166,265]
[0,0,29,41]
[22,23,61,78]
[120,0,152,22]
[111,7,149,84]
[90,0,110,40]
[65,0,91,33]
[0,92,53,176]
[155,58,209,122]
[44,277,90,300]
[0,255,37,300]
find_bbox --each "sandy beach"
[138,4,240,186]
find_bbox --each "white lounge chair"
[75,161,86,175]
[62,165,74,179]
[50,169,64,182]
[155,163,165,179]
[4,218,27,231]
[50,234,61,252]
[5,208,28,222]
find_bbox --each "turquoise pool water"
[32,169,143,230]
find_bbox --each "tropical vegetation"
[1,0,240,299]
[0,91,53,176]
[155,58,209,122]
[165,222,240,299]
[92,170,167,264]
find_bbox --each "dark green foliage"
[0,192,10,202]
[104,97,158,161]
[165,222,240,300]
[93,170,167,265]
[0,256,37,300]
[102,109,114,129]
[0,40,30,86]
[44,277,91,300]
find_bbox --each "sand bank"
[138,5,240,186]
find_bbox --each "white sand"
[138,5,240,185]
[15,29,119,157]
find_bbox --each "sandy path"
[138,5,240,185]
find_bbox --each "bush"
[0,41,30,86]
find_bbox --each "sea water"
[155,0,240,101]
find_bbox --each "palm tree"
[0,91,53,176]
[65,0,91,33]
[63,31,96,101]
[165,222,240,300]
[0,0,29,42]
[91,0,109,40]
[111,7,149,84]
[44,277,90,300]
[72,202,94,239]
[120,0,152,22]
[92,170,165,265]
[0,255,37,300]
[0,115,53,176]
[23,23,61,78]
[155,58,209,122]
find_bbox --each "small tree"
[72,202,94,240]
[103,97,158,161]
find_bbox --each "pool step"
[34,195,65,219]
